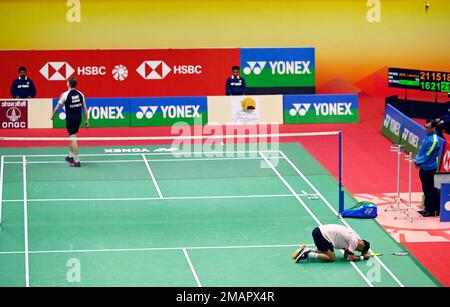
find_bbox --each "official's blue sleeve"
[10,80,17,98]
[29,79,36,98]
[415,139,431,167]
[226,79,231,96]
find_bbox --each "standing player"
[51,77,89,167]
[292,224,371,263]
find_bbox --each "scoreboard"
[388,67,450,93]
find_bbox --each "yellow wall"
[1,0,449,86]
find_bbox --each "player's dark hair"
[362,240,370,254]
[68,77,78,88]
[232,66,240,71]
[18,66,27,73]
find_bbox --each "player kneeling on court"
[51,77,89,167]
[292,224,370,263]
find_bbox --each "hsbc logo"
[443,150,450,171]
[289,103,311,117]
[136,60,202,80]
[40,62,75,81]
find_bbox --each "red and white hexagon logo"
[39,62,75,81]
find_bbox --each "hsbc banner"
[240,48,315,94]
[52,98,131,128]
[0,100,28,129]
[130,97,207,127]
[440,143,450,172]
[283,94,358,124]
[0,49,240,98]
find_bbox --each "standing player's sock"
[307,252,319,259]
[73,155,80,163]
[69,152,73,158]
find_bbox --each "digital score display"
[388,68,450,93]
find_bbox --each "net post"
[338,131,344,216]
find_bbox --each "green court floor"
[0,142,441,287]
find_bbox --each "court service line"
[22,156,30,287]
[4,156,281,164]
[258,151,374,287]
[183,248,202,287]
[142,154,163,199]
[278,150,404,287]
[0,243,314,255]
[2,150,281,158]
[0,156,4,225]
[2,193,320,204]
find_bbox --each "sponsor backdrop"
[0,48,315,99]
[0,100,28,129]
[440,143,450,172]
[441,184,450,222]
[52,96,207,128]
[2,49,240,98]
[240,48,315,94]
[130,97,207,127]
[207,95,283,125]
[283,94,358,124]
[0,0,449,92]
[381,103,446,157]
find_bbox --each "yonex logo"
[289,103,311,117]
[136,106,158,119]
[243,61,267,75]
[6,107,21,122]
[136,61,171,80]
[40,62,75,81]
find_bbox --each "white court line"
[0,243,313,255]
[22,156,30,287]
[259,151,374,287]
[142,154,163,199]
[1,193,320,204]
[183,248,202,287]
[4,156,280,164]
[2,150,281,158]
[279,150,405,287]
[0,156,4,225]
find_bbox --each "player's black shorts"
[312,227,334,252]
[66,116,82,135]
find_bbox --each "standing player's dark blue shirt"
[10,77,36,98]
[226,76,246,96]
[58,89,85,119]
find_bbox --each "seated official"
[226,66,246,96]
[10,66,37,99]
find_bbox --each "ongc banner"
[0,100,28,129]
[1,49,240,98]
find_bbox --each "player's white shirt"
[319,224,360,253]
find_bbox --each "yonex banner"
[283,94,358,124]
[381,104,407,144]
[52,98,131,128]
[441,184,450,222]
[0,100,28,129]
[240,48,315,94]
[381,104,446,156]
[130,97,207,126]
